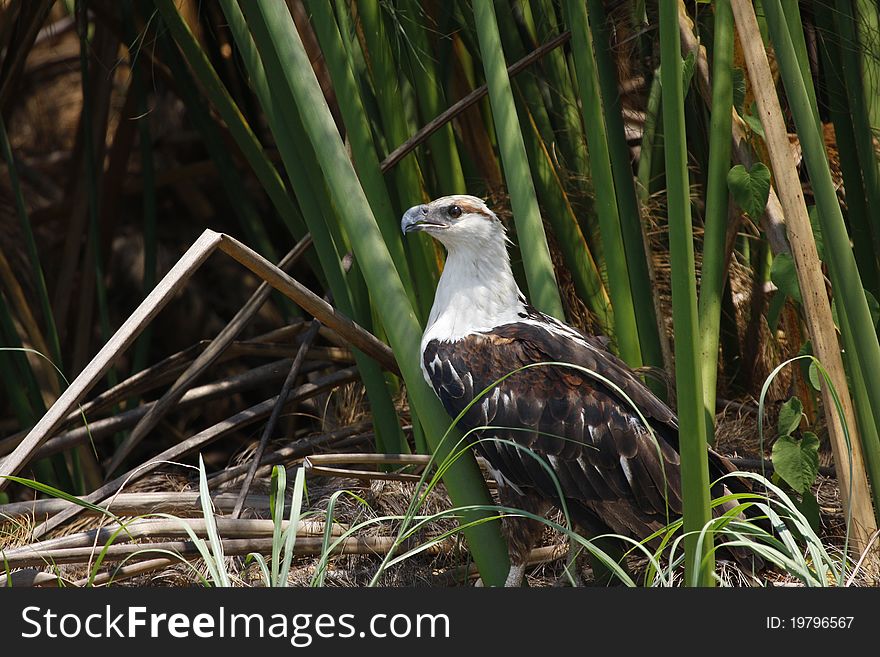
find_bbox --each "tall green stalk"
[764,0,880,519]
[832,0,880,293]
[238,0,511,585]
[698,0,734,441]
[585,0,663,372]
[659,0,714,586]
[565,0,642,365]
[398,0,467,196]
[306,0,419,299]
[217,0,407,457]
[531,0,589,178]
[813,0,879,299]
[356,0,437,321]
[472,0,564,319]
[518,96,613,329]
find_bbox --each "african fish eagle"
[402,194,755,586]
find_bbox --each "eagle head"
[400,195,505,250]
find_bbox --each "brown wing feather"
[423,322,689,540]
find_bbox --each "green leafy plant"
[770,397,821,530]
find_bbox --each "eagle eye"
[448,204,462,219]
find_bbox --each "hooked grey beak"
[401,204,445,234]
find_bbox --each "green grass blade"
[198,455,231,587]
[279,466,306,587]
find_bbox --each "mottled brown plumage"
[422,320,746,548]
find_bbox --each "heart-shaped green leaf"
[771,431,820,494]
[770,252,802,304]
[728,162,771,219]
[777,396,804,436]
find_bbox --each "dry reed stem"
[0,230,395,490]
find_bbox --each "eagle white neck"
[421,235,527,349]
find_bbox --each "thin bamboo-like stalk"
[732,0,878,556]
[237,1,510,586]
[355,0,437,321]
[585,0,663,372]
[0,491,276,519]
[565,0,642,365]
[518,99,613,329]
[531,0,589,178]
[398,0,467,195]
[812,6,880,527]
[831,0,880,294]
[855,0,880,130]
[698,0,734,441]
[677,4,791,258]
[379,29,573,172]
[494,5,557,149]
[813,0,879,299]
[3,519,346,559]
[781,0,821,127]
[659,0,714,586]
[472,0,564,319]
[306,0,420,298]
